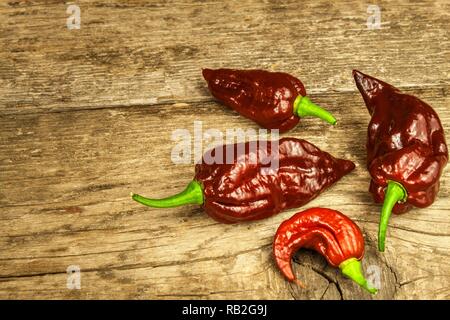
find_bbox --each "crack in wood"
[351,218,450,237]
[319,282,331,300]
[288,260,344,300]
[0,243,271,279]
[399,275,450,288]
[308,266,344,300]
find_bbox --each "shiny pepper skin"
[194,138,355,223]
[132,138,355,224]
[273,208,376,294]
[202,68,336,133]
[353,70,448,213]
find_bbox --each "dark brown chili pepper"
[353,70,448,251]
[202,68,337,133]
[274,207,377,294]
[132,138,355,223]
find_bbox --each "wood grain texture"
[0,0,449,299]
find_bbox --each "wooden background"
[0,0,449,300]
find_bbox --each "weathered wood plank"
[1,0,449,300]
[1,87,449,299]
[0,0,449,114]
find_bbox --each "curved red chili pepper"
[132,138,355,223]
[353,70,448,251]
[202,68,337,133]
[273,208,377,294]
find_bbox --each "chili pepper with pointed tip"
[132,138,355,223]
[353,70,448,252]
[202,68,336,133]
[273,207,377,294]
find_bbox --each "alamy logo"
[366,264,382,290]
[66,4,81,30]
[170,121,280,174]
[367,5,381,30]
[66,265,81,290]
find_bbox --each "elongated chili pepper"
[202,68,336,133]
[273,208,377,294]
[353,70,448,251]
[132,138,355,223]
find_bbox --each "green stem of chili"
[131,180,204,208]
[339,258,378,294]
[378,180,407,252]
[293,95,337,125]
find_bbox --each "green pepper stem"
[378,180,407,252]
[293,95,337,125]
[339,258,378,294]
[131,180,204,208]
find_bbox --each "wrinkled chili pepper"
[273,208,377,294]
[353,70,448,251]
[202,68,337,133]
[132,138,355,223]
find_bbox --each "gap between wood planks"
[2,83,447,117]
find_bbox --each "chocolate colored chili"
[132,138,355,223]
[353,70,448,251]
[202,68,336,133]
[273,208,377,294]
